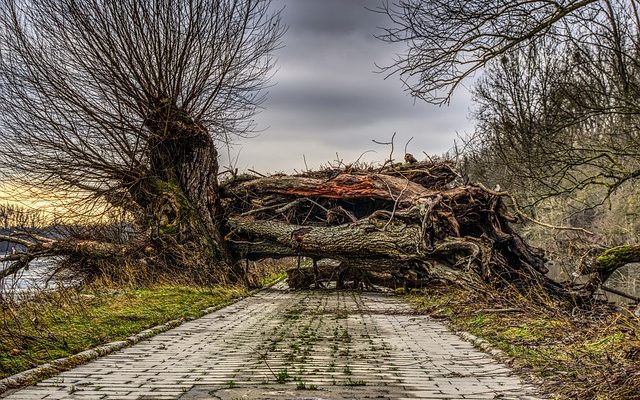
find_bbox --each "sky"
[224,0,474,173]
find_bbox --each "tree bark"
[577,244,640,295]
[127,100,236,281]
[220,163,555,291]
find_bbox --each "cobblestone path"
[4,284,543,399]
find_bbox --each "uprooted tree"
[1,152,625,302]
[221,160,549,288]
[0,0,636,303]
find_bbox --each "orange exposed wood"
[239,173,436,202]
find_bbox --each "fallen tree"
[1,157,636,304]
[219,160,557,292]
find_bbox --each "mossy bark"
[131,100,235,282]
[593,244,640,282]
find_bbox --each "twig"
[373,132,396,172]
[239,202,288,217]
[384,177,410,230]
[0,252,29,263]
[247,168,266,177]
[0,255,33,279]
[246,345,278,380]
[601,285,640,303]
[473,308,522,314]
[335,206,358,223]
[302,154,310,172]
[475,183,595,235]
[0,234,33,247]
[302,198,329,214]
[352,150,375,166]
[13,230,54,243]
[403,136,414,155]
[275,199,302,214]
[217,168,235,176]
[225,239,265,245]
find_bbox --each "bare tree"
[0,0,284,280]
[467,41,639,199]
[376,0,615,104]
[464,4,640,199]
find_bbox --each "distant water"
[547,260,640,305]
[1,257,61,295]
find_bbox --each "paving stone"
[3,284,545,399]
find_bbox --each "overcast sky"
[224,0,474,173]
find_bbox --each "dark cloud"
[277,0,386,37]
[228,0,474,172]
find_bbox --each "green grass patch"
[501,319,565,342]
[406,290,456,317]
[461,313,495,332]
[0,284,246,379]
[260,271,287,287]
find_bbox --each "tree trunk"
[578,244,640,295]
[131,99,236,282]
[220,163,556,291]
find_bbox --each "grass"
[406,284,640,399]
[0,284,247,379]
[275,368,290,383]
[260,271,287,287]
[294,379,317,390]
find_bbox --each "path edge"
[452,328,548,397]
[0,279,284,395]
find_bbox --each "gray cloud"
[226,0,474,172]
[278,0,387,37]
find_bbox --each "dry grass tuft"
[407,283,640,399]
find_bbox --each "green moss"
[581,332,625,353]
[260,271,287,287]
[502,326,539,341]
[175,109,194,124]
[501,344,567,371]
[502,319,565,341]
[0,285,246,379]
[462,314,495,334]
[596,245,640,271]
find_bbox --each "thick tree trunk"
[0,101,237,285]
[128,100,236,281]
[227,216,423,260]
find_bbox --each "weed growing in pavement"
[276,368,290,384]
